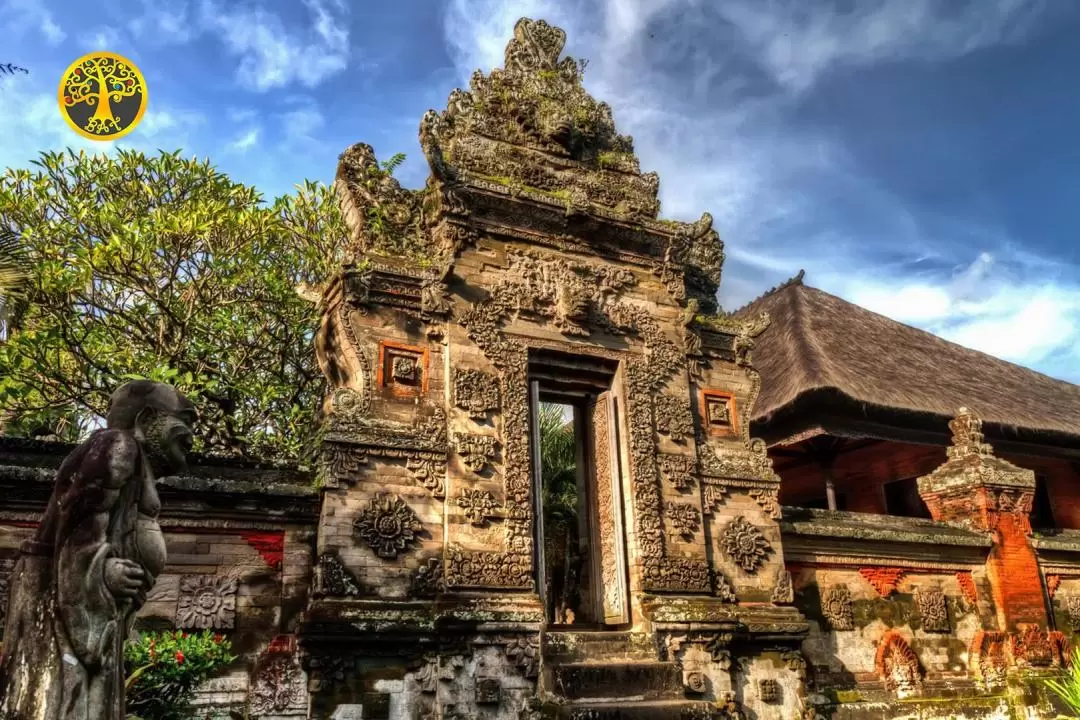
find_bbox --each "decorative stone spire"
[946,407,994,461]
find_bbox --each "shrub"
[125,629,237,720]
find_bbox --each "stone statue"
[0,381,196,720]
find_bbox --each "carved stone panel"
[354,493,424,559]
[876,632,922,697]
[666,502,701,540]
[772,569,794,604]
[453,368,501,419]
[250,653,306,716]
[1066,596,1080,631]
[822,585,855,630]
[654,394,694,442]
[452,432,498,474]
[457,488,499,526]
[658,453,696,491]
[758,678,780,703]
[720,516,771,572]
[317,552,362,596]
[915,586,949,633]
[176,575,238,630]
[475,677,501,705]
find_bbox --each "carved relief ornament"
[353,493,424,559]
[720,516,771,573]
[175,575,237,630]
[453,368,501,419]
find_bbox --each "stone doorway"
[528,350,631,629]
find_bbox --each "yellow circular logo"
[58,52,147,141]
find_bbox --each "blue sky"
[3,0,1080,383]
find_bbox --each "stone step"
[543,631,658,663]
[551,661,683,701]
[553,700,719,720]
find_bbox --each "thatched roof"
[735,275,1080,447]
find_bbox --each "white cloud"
[77,26,122,51]
[226,127,261,153]
[717,0,1048,93]
[1,0,66,45]
[196,0,349,91]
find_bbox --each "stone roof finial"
[946,407,992,460]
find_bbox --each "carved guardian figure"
[0,381,196,720]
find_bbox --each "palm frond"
[0,63,29,77]
[1045,647,1080,714]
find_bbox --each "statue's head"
[106,381,197,474]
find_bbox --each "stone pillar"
[917,407,1046,632]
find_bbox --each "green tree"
[0,227,29,340]
[538,403,579,621]
[0,148,350,459]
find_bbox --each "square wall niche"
[377,341,429,398]
[700,389,737,437]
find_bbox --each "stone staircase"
[540,631,720,719]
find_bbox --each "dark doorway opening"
[528,349,630,629]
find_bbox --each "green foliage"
[0,227,29,339]
[125,630,236,720]
[0,149,350,459]
[1045,648,1080,717]
[539,403,577,530]
[379,152,406,176]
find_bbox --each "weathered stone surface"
[0,381,195,720]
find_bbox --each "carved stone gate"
[304,17,809,720]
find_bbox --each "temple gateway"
[4,17,1080,720]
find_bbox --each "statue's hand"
[104,558,146,599]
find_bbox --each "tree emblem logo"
[58,51,147,141]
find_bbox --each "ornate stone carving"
[772,569,794,604]
[859,567,906,597]
[698,437,779,483]
[453,368,501,419]
[957,571,978,604]
[1047,574,1062,599]
[452,432,498,474]
[876,631,922,697]
[822,585,854,630]
[702,480,728,515]
[176,575,237,630]
[654,393,694,442]
[503,635,540,679]
[406,454,446,499]
[915,586,949,633]
[475,677,502,705]
[684,671,707,694]
[720,517,771,572]
[303,653,350,693]
[714,571,738,602]
[0,381,195,720]
[316,552,362,597]
[354,493,424,559]
[457,488,500,526]
[758,678,780,703]
[666,502,701,540]
[446,546,531,589]
[1010,625,1055,667]
[1066,596,1080,631]
[412,557,445,596]
[749,487,781,520]
[658,453,696,490]
[250,653,306,715]
[970,630,1008,690]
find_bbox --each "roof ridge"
[732,269,805,316]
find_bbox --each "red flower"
[213,633,224,643]
[175,651,185,664]
[182,633,189,639]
